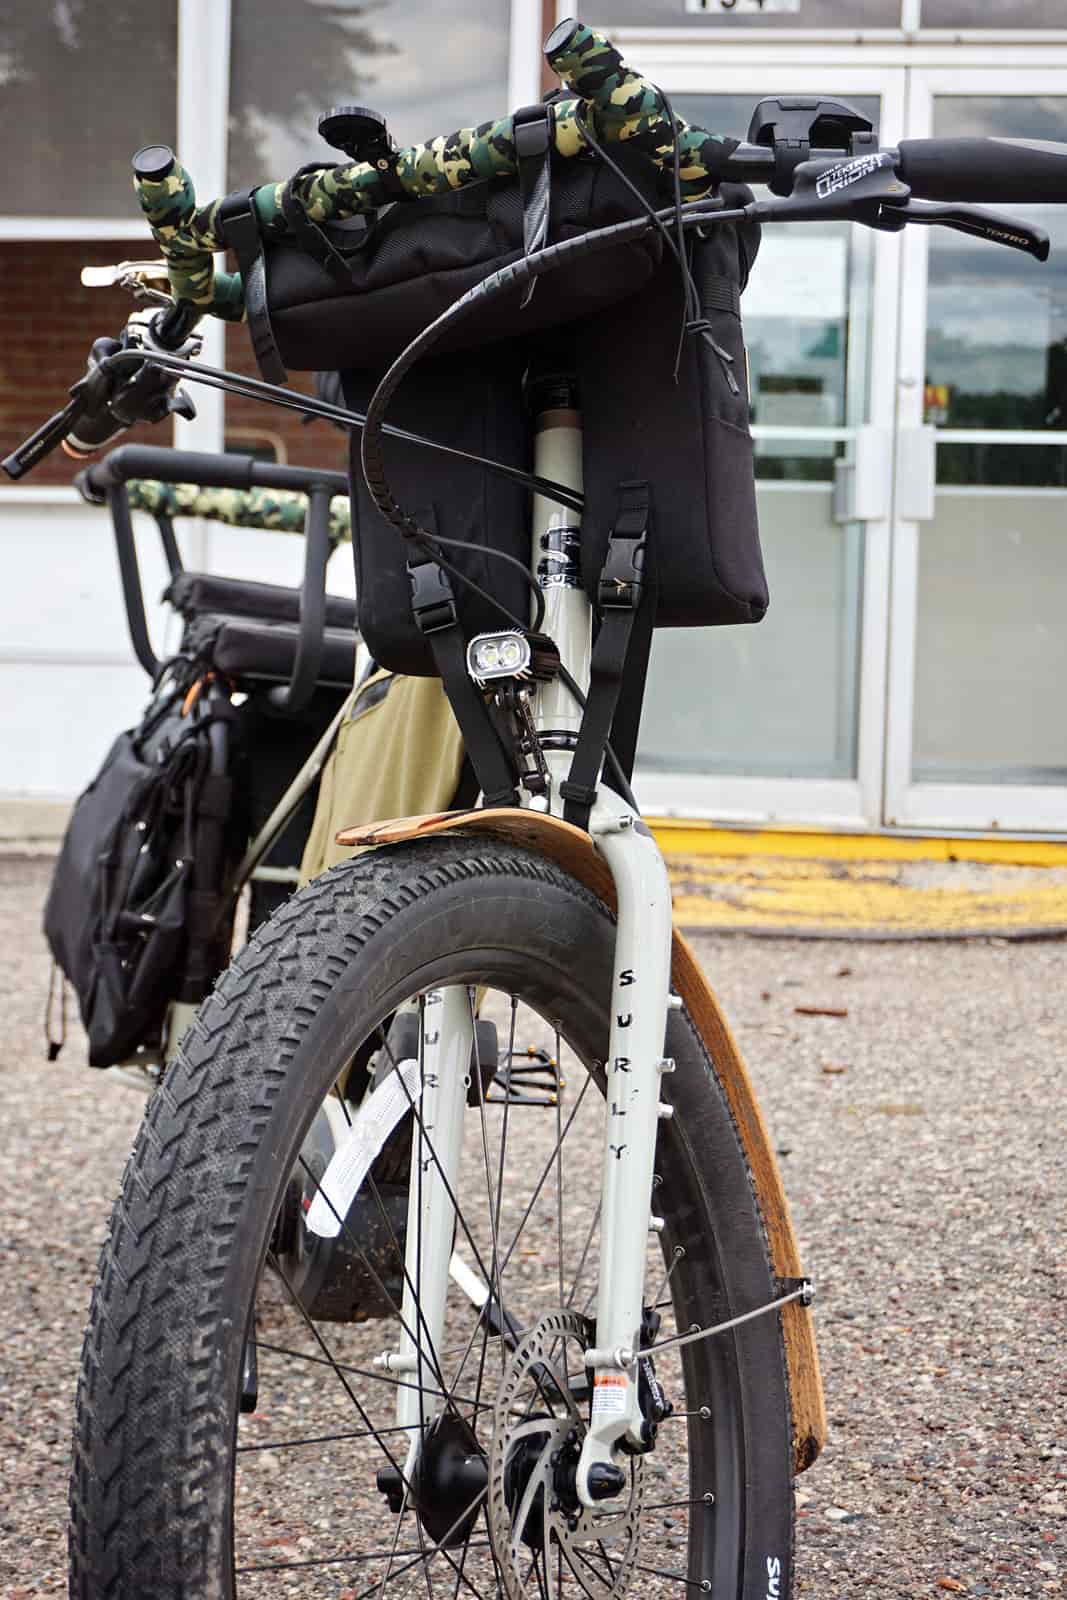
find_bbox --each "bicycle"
[8,16,1065,1599]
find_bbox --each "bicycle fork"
[578,803,674,1506]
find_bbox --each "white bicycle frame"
[380,396,675,1508]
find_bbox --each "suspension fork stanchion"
[578,803,674,1507]
[391,987,474,1471]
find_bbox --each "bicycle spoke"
[564,1199,601,1312]
[236,1420,411,1454]
[265,1248,417,1504]
[499,1073,593,1277]
[236,1539,491,1578]
[253,1339,490,1411]
[295,1151,452,1405]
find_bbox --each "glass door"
[886,69,1067,832]
[632,64,905,826]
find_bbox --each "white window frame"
[884,62,1067,834]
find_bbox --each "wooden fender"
[337,807,827,1474]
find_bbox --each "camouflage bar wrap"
[544,18,739,201]
[132,20,735,321]
[127,480,351,542]
[133,150,245,320]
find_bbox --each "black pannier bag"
[44,686,239,1067]
[250,145,666,376]
[576,185,767,628]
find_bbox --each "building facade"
[1,0,1065,836]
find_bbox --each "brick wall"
[224,326,347,474]
[0,241,346,487]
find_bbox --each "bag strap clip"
[408,559,459,635]
[216,187,289,385]
[598,485,649,611]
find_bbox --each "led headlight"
[466,631,561,688]
[467,631,532,685]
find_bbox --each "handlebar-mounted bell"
[747,97,876,196]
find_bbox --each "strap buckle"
[598,484,650,611]
[512,102,554,162]
[408,561,457,635]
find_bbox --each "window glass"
[229,0,511,189]
[924,98,1067,442]
[0,3,177,217]
[921,1,1067,27]
[594,1,902,28]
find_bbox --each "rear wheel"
[69,838,795,1599]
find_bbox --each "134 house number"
[686,0,802,13]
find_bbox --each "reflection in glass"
[925,99,1067,436]
[638,471,863,780]
[0,3,177,217]
[229,0,509,188]
[677,96,878,481]
[913,486,1067,786]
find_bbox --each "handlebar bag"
[244,145,665,377]
[576,189,768,629]
[339,342,533,678]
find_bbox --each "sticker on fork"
[591,1373,629,1415]
[305,1055,422,1238]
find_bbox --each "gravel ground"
[1,854,1064,1598]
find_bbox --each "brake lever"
[866,199,1049,260]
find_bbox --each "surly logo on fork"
[766,1556,783,1598]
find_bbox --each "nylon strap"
[216,189,289,385]
[408,558,520,810]
[512,102,553,310]
[561,482,652,831]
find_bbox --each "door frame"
[626,58,906,828]
[884,64,1067,833]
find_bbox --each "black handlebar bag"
[576,188,767,629]
[233,140,665,379]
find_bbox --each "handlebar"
[129,16,1067,331]
[897,137,1067,204]
[80,447,352,714]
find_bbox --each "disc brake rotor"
[488,1310,644,1600]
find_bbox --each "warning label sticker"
[591,1374,630,1416]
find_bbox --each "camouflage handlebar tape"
[134,153,245,319]
[126,480,352,542]
[544,19,739,200]
[133,21,736,321]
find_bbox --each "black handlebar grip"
[898,137,1067,203]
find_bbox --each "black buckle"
[512,102,553,162]
[408,561,457,635]
[598,484,649,611]
[216,188,261,256]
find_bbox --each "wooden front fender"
[337,807,827,1474]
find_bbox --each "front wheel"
[70,837,795,1600]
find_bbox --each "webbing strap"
[513,102,553,309]
[561,483,652,832]
[216,189,289,385]
[408,559,520,810]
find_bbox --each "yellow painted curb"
[658,847,1067,939]
[649,820,1067,869]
